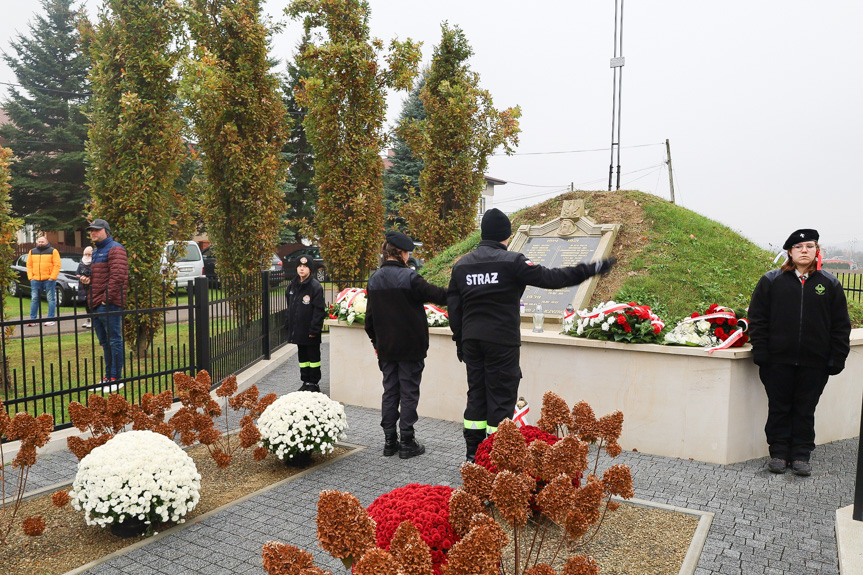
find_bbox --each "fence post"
[262,271,271,360]
[854,391,863,521]
[194,277,210,375]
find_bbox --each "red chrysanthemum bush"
[366,484,458,575]
[261,392,634,575]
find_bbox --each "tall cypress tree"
[287,0,421,280]
[383,70,426,234]
[0,0,90,234]
[402,24,521,256]
[280,32,316,244]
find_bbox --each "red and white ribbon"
[335,287,366,306]
[579,302,665,331]
[424,304,448,317]
[681,307,736,324]
[706,318,749,354]
[513,403,530,427]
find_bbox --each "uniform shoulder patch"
[524,259,535,266]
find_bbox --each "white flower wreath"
[70,430,201,528]
[257,391,349,461]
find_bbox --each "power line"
[492,141,664,157]
[0,81,91,97]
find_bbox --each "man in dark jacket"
[81,219,128,391]
[365,231,447,459]
[285,256,326,393]
[748,228,851,476]
[447,208,616,462]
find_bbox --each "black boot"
[383,428,399,457]
[464,428,487,463]
[399,428,425,459]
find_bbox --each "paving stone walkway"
[14,340,862,574]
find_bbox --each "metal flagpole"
[608,0,625,191]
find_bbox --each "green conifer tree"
[383,70,426,234]
[280,32,316,244]
[0,0,90,234]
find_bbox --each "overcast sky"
[2,1,861,252]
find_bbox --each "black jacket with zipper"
[285,276,326,344]
[364,260,447,362]
[447,240,598,347]
[748,268,851,369]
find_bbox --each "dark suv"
[201,246,284,287]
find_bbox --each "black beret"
[480,208,511,242]
[783,229,819,250]
[385,231,414,252]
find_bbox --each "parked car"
[282,246,328,282]
[201,246,284,287]
[407,242,424,271]
[161,241,205,290]
[9,252,83,307]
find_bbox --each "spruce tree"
[0,0,90,234]
[383,70,426,234]
[280,32,316,244]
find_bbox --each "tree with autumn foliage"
[0,147,22,390]
[81,0,190,354]
[183,0,288,292]
[286,0,422,280]
[402,23,521,256]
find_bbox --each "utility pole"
[666,139,675,204]
[608,0,625,191]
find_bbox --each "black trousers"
[297,344,321,384]
[379,359,424,432]
[759,363,829,462]
[463,340,521,431]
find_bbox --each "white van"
[161,241,205,289]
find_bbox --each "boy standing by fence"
[285,256,326,393]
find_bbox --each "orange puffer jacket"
[27,244,61,281]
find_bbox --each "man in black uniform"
[748,228,851,476]
[365,231,447,459]
[447,208,616,462]
[285,256,326,392]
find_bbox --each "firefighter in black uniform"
[365,231,447,459]
[447,208,616,462]
[748,228,851,476]
[285,256,326,392]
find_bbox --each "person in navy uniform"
[447,208,616,462]
[285,256,326,393]
[748,228,851,476]
[365,231,447,459]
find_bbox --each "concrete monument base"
[329,320,863,464]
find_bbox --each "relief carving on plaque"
[508,199,620,319]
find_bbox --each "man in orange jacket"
[26,235,61,326]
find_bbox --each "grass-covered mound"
[421,190,863,326]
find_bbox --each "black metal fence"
[0,272,289,432]
[835,271,863,303]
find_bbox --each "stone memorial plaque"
[520,236,602,315]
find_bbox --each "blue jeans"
[93,303,124,380]
[30,279,56,319]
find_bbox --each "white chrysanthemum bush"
[70,430,201,529]
[257,392,349,461]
